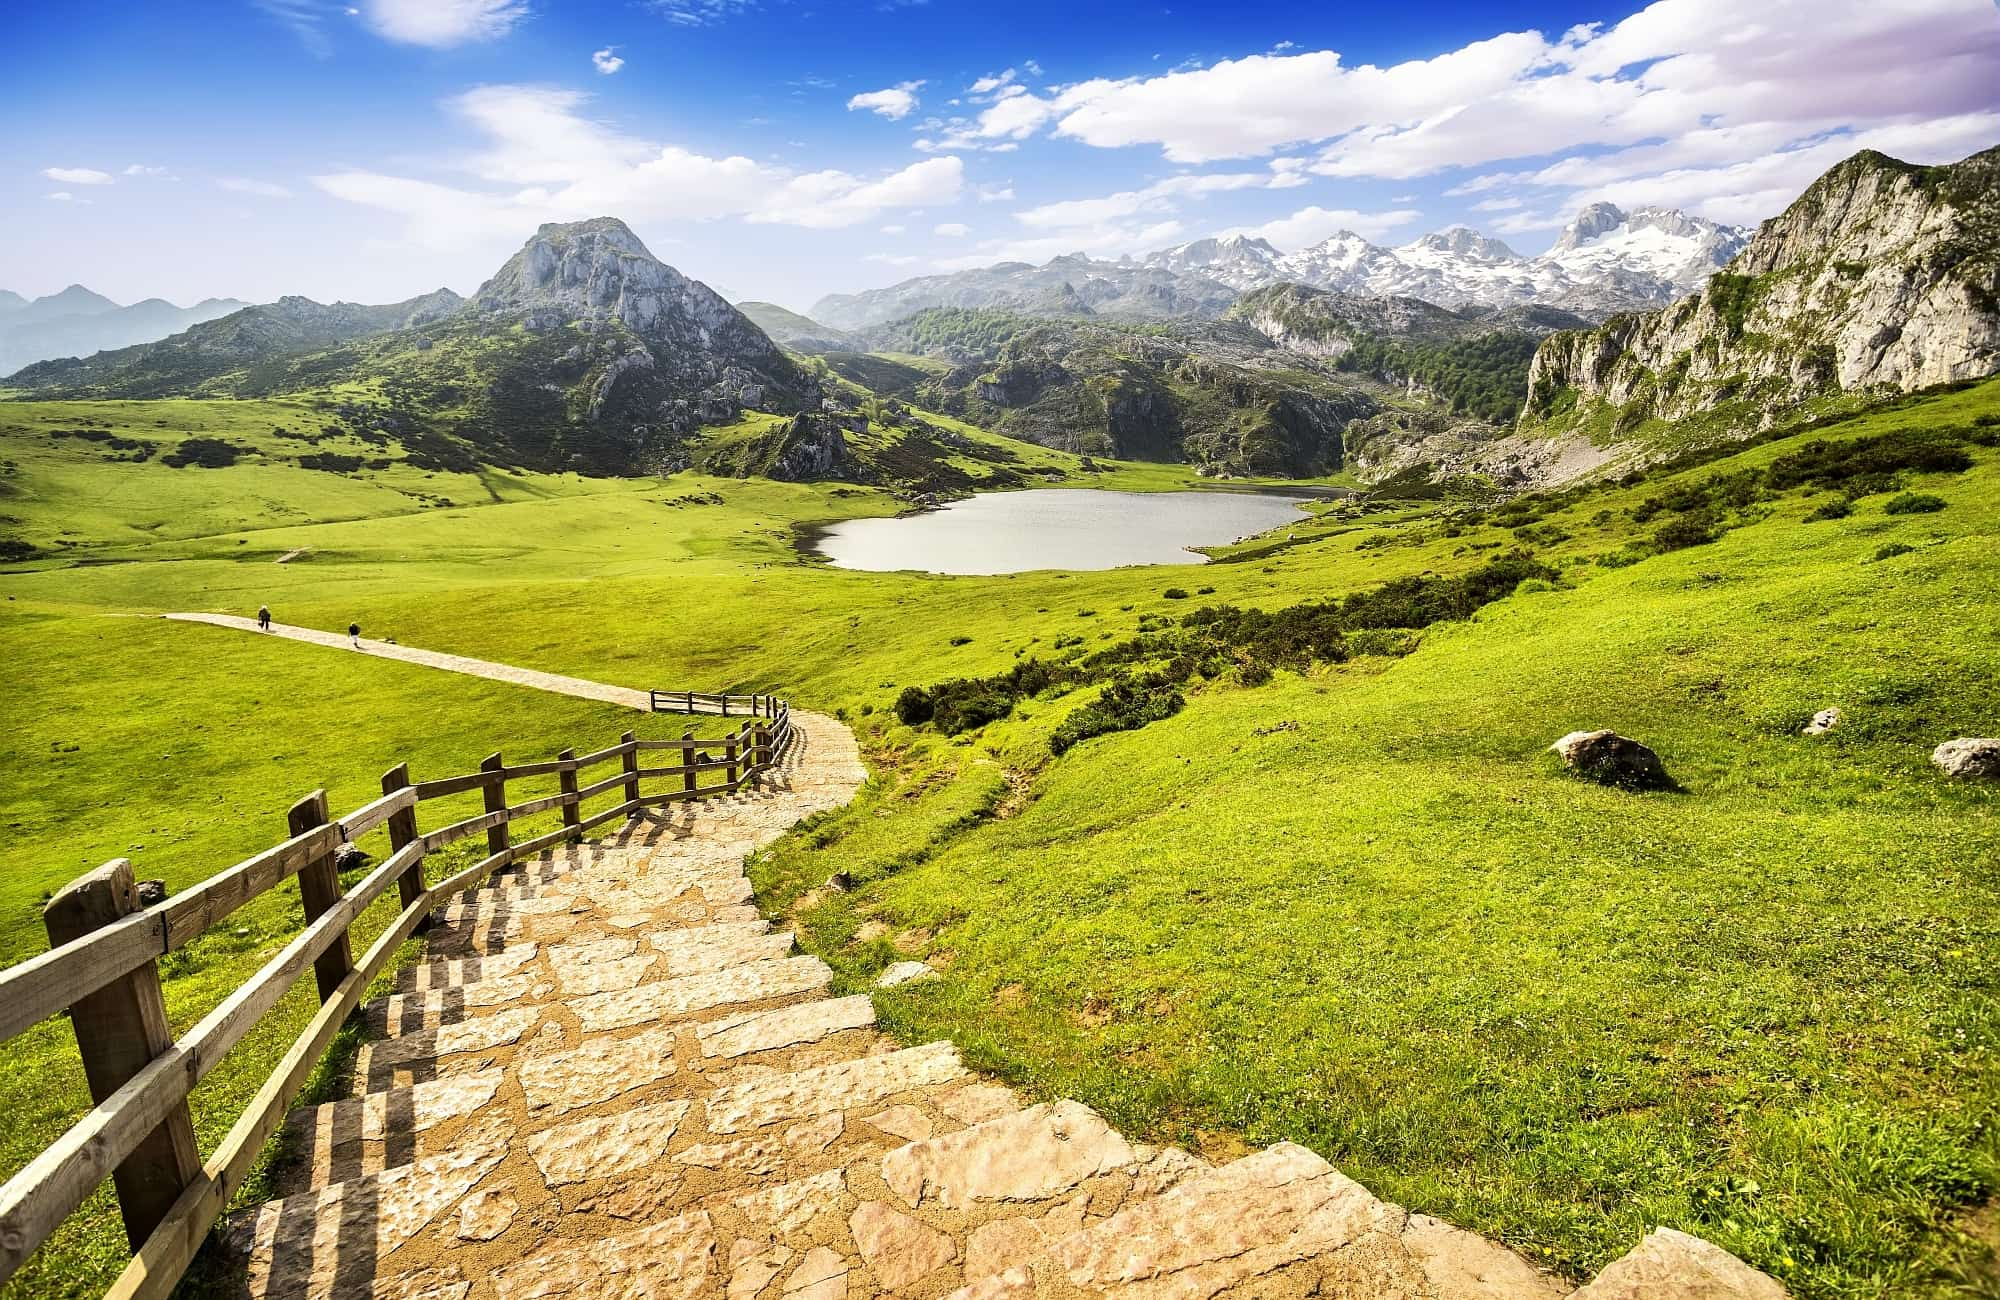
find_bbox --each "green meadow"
[1,381,1997,1297]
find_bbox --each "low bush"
[162,437,246,469]
[1807,498,1853,521]
[1883,492,1946,515]
[1873,542,1917,561]
[1162,587,1190,600]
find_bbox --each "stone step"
[943,1141,1569,1300]
[359,919,798,1039]
[284,1069,506,1190]
[233,1119,513,1300]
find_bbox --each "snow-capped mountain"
[1139,234,1285,290]
[1142,204,1751,315]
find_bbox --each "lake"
[809,488,1320,575]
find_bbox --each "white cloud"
[879,223,906,234]
[974,182,1015,202]
[1022,59,1043,78]
[932,217,1187,270]
[45,191,87,203]
[931,0,1999,236]
[1222,205,1422,249]
[43,167,113,185]
[318,85,965,243]
[847,81,925,121]
[933,222,969,237]
[361,0,526,47]
[968,68,1017,95]
[122,164,174,178]
[648,0,756,24]
[1014,170,1289,230]
[219,177,295,198]
[592,46,624,75]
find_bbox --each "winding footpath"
[170,614,1785,1300]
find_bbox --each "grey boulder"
[1932,738,2000,779]
[1551,730,1672,789]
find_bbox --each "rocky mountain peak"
[1408,228,1522,262]
[1552,203,1628,251]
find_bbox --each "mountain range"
[810,203,1749,331]
[0,285,248,376]
[6,144,1995,490]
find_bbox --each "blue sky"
[3,0,1995,311]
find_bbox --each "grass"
[2,378,1998,1296]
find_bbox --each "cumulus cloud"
[46,191,87,203]
[933,0,1999,227]
[317,85,965,244]
[592,46,624,74]
[219,177,295,198]
[122,164,174,177]
[933,222,969,237]
[847,82,925,121]
[1222,205,1422,249]
[43,167,113,185]
[361,0,526,47]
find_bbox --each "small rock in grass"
[1932,738,2000,780]
[135,879,169,907]
[1551,730,1672,789]
[1571,1227,1786,1299]
[1801,707,1841,736]
[877,961,937,988]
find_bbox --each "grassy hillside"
[1,380,1996,1297]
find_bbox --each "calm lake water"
[811,488,1319,575]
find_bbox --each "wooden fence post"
[682,729,698,796]
[756,722,770,771]
[480,753,508,857]
[558,747,581,842]
[620,731,640,808]
[42,859,202,1253]
[381,762,427,926]
[725,730,739,787]
[287,790,354,1002]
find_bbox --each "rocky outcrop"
[1525,146,2000,434]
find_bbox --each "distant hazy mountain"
[0,284,249,375]
[734,301,858,352]
[810,255,1239,332]
[7,289,463,393]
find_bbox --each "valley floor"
[2,382,1997,1298]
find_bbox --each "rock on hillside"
[8,290,463,395]
[1230,283,1587,361]
[1524,146,2000,432]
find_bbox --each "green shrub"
[1237,660,1274,686]
[894,687,933,726]
[1050,674,1184,755]
[1807,498,1853,521]
[1653,514,1718,551]
[1883,492,1946,515]
[1514,578,1555,595]
[1873,542,1916,561]
[949,635,973,646]
[162,437,246,469]
[1163,588,1189,600]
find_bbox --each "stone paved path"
[163,613,651,711]
[214,699,1785,1299]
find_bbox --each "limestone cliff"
[1523,147,2000,433]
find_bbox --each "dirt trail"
[163,612,651,711]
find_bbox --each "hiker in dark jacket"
[257,605,271,631]
[349,622,361,648]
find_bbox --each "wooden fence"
[648,688,784,718]
[0,690,794,1298]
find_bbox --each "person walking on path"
[349,621,361,649]
[257,605,271,631]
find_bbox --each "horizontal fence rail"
[0,687,796,1299]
